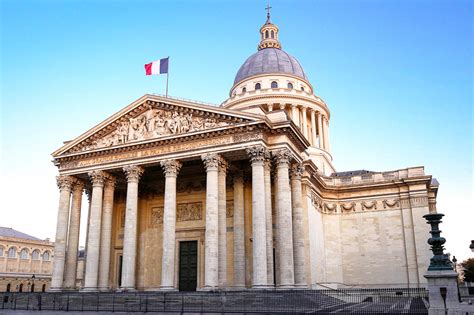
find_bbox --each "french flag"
[145,57,169,75]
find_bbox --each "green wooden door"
[179,241,198,291]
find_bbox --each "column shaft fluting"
[64,180,84,289]
[232,172,246,288]
[98,177,116,291]
[160,160,182,290]
[83,171,107,291]
[247,146,268,287]
[264,157,274,286]
[218,158,228,288]
[50,176,74,291]
[202,154,220,289]
[121,165,144,290]
[290,164,307,287]
[310,110,317,146]
[317,112,324,149]
[301,107,308,138]
[273,149,295,288]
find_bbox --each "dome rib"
[233,48,307,86]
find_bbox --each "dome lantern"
[258,5,281,50]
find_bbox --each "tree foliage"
[461,258,474,283]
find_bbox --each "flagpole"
[165,56,169,97]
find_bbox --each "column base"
[48,287,64,292]
[294,284,309,289]
[199,285,220,292]
[80,287,99,292]
[159,286,178,291]
[227,285,247,291]
[97,287,112,292]
[251,285,274,290]
[117,287,136,292]
[276,284,295,290]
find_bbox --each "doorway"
[178,241,198,291]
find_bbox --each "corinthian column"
[290,164,307,287]
[301,107,308,139]
[291,104,300,127]
[310,110,317,146]
[202,153,220,290]
[63,179,85,290]
[50,175,74,291]
[98,176,116,291]
[246,145,268,288]
[120,165,144,291]
[218,158,228,288]
[83,171,109,291]
[232,171,245,288]
[317,112,324,149]
[273,149,295,288]
[159,160,182,290]
[264,153,274,286]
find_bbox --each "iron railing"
[1,288,429,314]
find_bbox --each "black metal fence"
[1,288,428,314]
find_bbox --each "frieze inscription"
[149,202,203,227]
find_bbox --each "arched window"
[8,247,16,258]
[265,30,269,38]
[301,86,305,92]
[0,246,4,257]
[32,250,40,260]
[43,251,50,261]
[271,81,278,89]
[242,87,246,93]
[271,30,275,38]
[255,83,261,90]
[18,284,23,292]
[42,284,46,292]
[20,249,29,259]
[287,82,293,89]
[31,284,35,292]
[6,283,11,292]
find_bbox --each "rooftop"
[0,227,42,241]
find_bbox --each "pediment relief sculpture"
[67,106,236,154]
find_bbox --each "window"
[6,283,11,292]
[255,83,261,90]
[20,249,29,259]
[287,82,293,89]
[32,250,40,260]
[265,30,269,38]
[301,86,305,91]
[271,81,278,89]
[43,251,50,261]
[0,246,3,257]
[42,284,46,292]
[8,247,16,258]
[18,284,23,292]
[271,30,275,38]
[242,87,246,93]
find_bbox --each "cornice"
[229,73,315,96]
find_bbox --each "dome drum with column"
[222,14,332,165]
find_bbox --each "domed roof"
[234,48,307,86]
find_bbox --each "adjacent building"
[0,227,54,292]
[49,14,438,291]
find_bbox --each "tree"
[460,258,474,283]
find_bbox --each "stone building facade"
[50,14,438,291]
[0,227,54,292]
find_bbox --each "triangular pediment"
[53,94,263,157]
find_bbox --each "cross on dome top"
[258,4,281,50]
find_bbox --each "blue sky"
[1,0,472,260]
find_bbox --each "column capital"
[56,175,75,191]
[160,159,182,177]
[88,170,113,187]
[279,103,286,110]
[246,145,269,164]
[218,157,228,174]
[300,106,307,112]
[72,178,86,193]
[290,163,304,180]
[123,165,144,182]
[201,153,220,170]
[272,148,293,166]
[104,176,117,189]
